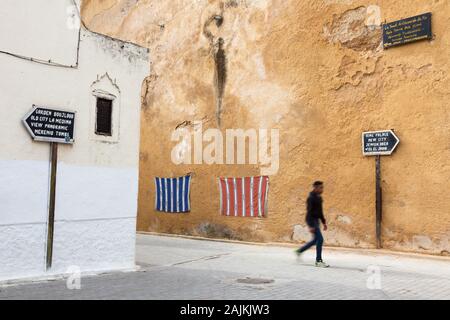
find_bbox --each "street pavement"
[1,233,450,300]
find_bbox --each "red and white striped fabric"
[218,176,269,218]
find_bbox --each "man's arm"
[318,199,327,230]
[306,196,316,232]
[306,196,313,216]
[320,214,327,226]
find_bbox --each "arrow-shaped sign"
[23,105,75,144]
[362,130,400,156]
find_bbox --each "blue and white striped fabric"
[155,176,191,213]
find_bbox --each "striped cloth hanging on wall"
[155,175,191,213]
[218,176,269,218]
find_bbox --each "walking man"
[295,181,330,267]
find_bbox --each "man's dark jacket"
[306,191,326,227]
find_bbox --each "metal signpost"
[362,130,400,249]
[23,105,75,269]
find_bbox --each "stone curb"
[0,267,138,287]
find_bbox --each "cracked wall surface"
[81,0,450,255]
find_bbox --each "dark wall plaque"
[383,13,432,49]
[23,105,75,144]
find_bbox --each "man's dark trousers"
[299,221,323,262]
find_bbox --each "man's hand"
[323,224,328,231]
[308,227,315,233]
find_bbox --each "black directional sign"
[23,105,75,144]
[362,130,400,156]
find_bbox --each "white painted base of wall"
[0,223,47,281]
[51,218,137,274]
[0,159,138,281]
[0,218,136,282]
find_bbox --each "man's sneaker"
[315,260,330,268]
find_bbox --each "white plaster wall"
[55,164,138,221]
[0,224,47,281]
[0,0,80,66]
[0,2,149,281]
[51,218,136,273]
[0,160,49,280]
[0,160,49,224]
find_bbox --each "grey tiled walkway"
[1,234,450,300]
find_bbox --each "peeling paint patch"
[336,215,352,225]
[412,235,433,251]
[323,6,382,52]
[252,53,266,80]
[292,224,310,242]
[196,222,240,240]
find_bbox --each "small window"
[95,98,113,136]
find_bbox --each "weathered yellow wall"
[81,0,450,255]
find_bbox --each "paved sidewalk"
[1,234,450,300]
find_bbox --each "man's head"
[312,181,324,194]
